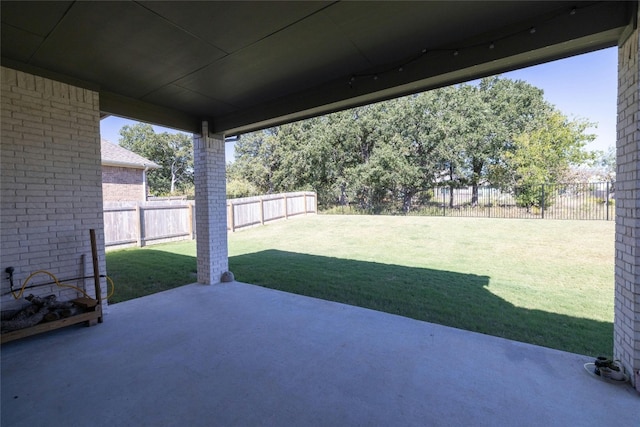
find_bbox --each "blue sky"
[100,46,617,163]
[501,46,617,153]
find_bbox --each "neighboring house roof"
[101,139,160,169]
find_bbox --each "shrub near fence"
[104,192,318,249]
[417,181,615,220]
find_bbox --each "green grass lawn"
[106,215,614,357]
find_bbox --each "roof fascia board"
[0,60,203,134]
[99,91,203,134]
[0,57,100,91]
[102,160,160,169]
[618,0,638,46]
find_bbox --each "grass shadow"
[230,249,612,356]
[106,249,197,304]
[106,246,612,356]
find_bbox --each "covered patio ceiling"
[1,1,634,136]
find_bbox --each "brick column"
[194,122,228,284]
[615,10,640,387]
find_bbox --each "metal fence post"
[606,181,610,221]
[541,184,545,219]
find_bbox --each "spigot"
[5,266,15,288]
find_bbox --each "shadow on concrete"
[230,249,612,356]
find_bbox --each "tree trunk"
[339,182,348,206]
[170,163,177,194]
[402,192,414,214]
[449,185,454,208]
[471,185,479,207]
[471,159,483,207]
[448,164,455,208]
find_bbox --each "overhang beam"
[215,1,631,135]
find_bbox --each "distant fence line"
[332,181,615,220]
[104,182,609,249]
[227,191,318,232]
[423,181,615,220]
[104,191,318,249]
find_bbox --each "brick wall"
[0,66,106,311]
[194,123,228,284]
[615,20,640,384]
[102,165,145,202]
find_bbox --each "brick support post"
[194,122,228,284]
[615,8,640,388]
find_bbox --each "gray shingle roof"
[101,139,160,169]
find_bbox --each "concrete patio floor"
[2,282,638,427]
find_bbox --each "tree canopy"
[119,123,194,196]
[227,76,597,212]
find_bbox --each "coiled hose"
[10,270,114,301]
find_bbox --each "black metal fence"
[414,181,615,220]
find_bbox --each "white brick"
[614,20,640,386]
[1,66,105,311]
[194,123,228,284]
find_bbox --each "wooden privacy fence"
[104,201,195,249]
[103,192,317,249]
[227,191,317,232]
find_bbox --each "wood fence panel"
[104,207,138,246]
[105,192,317,248]
[262,198,286,222]
[287,194,306,216]
[143,205,191,242]
[228,191,316,231]
[233,201,262,229]
[306,193,318,213]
